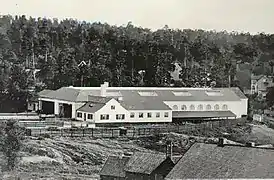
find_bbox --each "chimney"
[166,141,173,159]
[218,138,226,147]
[246,142,255,147]
[100,82,109,97]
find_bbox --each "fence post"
[61,129,63,136]
[92,128,93,137]
[71,129,73,137]
[101,128,104,137]
[82,128,85,137]
[111,129,114,138]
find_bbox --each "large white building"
[37,82,248,127]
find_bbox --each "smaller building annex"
[100,152,175,180]
[100,156,130,180]
[165,142,274,179]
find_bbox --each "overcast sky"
[1,0,273,34]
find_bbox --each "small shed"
[124,152,175,180]
[99,156,130,180]
[99,152,175,180]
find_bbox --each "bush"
[0,120,23,172]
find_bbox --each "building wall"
[151,158,175,180]
[27,102,39,112]
[76,110,95,122]
[125,110,172,123]
[76,99,172,124]
[94,99,129,123]
[38,97,85,119]
[163,100,248,118]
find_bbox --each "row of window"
[101,112,169,120]
[172,104,228,111]
[77,112,93,119]
[130,112,169,118]
[77,112,169,120]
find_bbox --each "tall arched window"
[181,105,187,110]
[198,104,203,110]
[206,104,212,110]
[190,105,195,110]
[222,104,228,110]
[173,105,178,110]
[214,104,220,110]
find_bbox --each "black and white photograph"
[0,0,274,179]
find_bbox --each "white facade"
[76,99,172,124]
[164,99,248,119]
[27,102,39,112]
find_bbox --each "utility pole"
[78,61,87,87]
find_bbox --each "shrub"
[0,120,23,171]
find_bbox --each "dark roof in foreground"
[172,111,236,118]
[100,156,130,178]
[165,143,274,179]
[124,152,167,174]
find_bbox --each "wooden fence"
[26,119,244,138]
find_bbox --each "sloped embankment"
[3,137,153,180]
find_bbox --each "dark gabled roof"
[165,143,274,179]
[77,102,106,113]
[120,98,172,110]
[38,85,246,105]
[124,152,167,175]
[39,87,100,102]
[112,88,241,102]
[172,111,236,118]
[88,95,112,103]
[100,156,130,178]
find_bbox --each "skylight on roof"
[206,90,223,96]
[138,91,158,96]
[172,91,192,96]
[106,92,122,96]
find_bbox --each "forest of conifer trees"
[1,15,274,112]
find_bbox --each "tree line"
[1,15,274,111]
